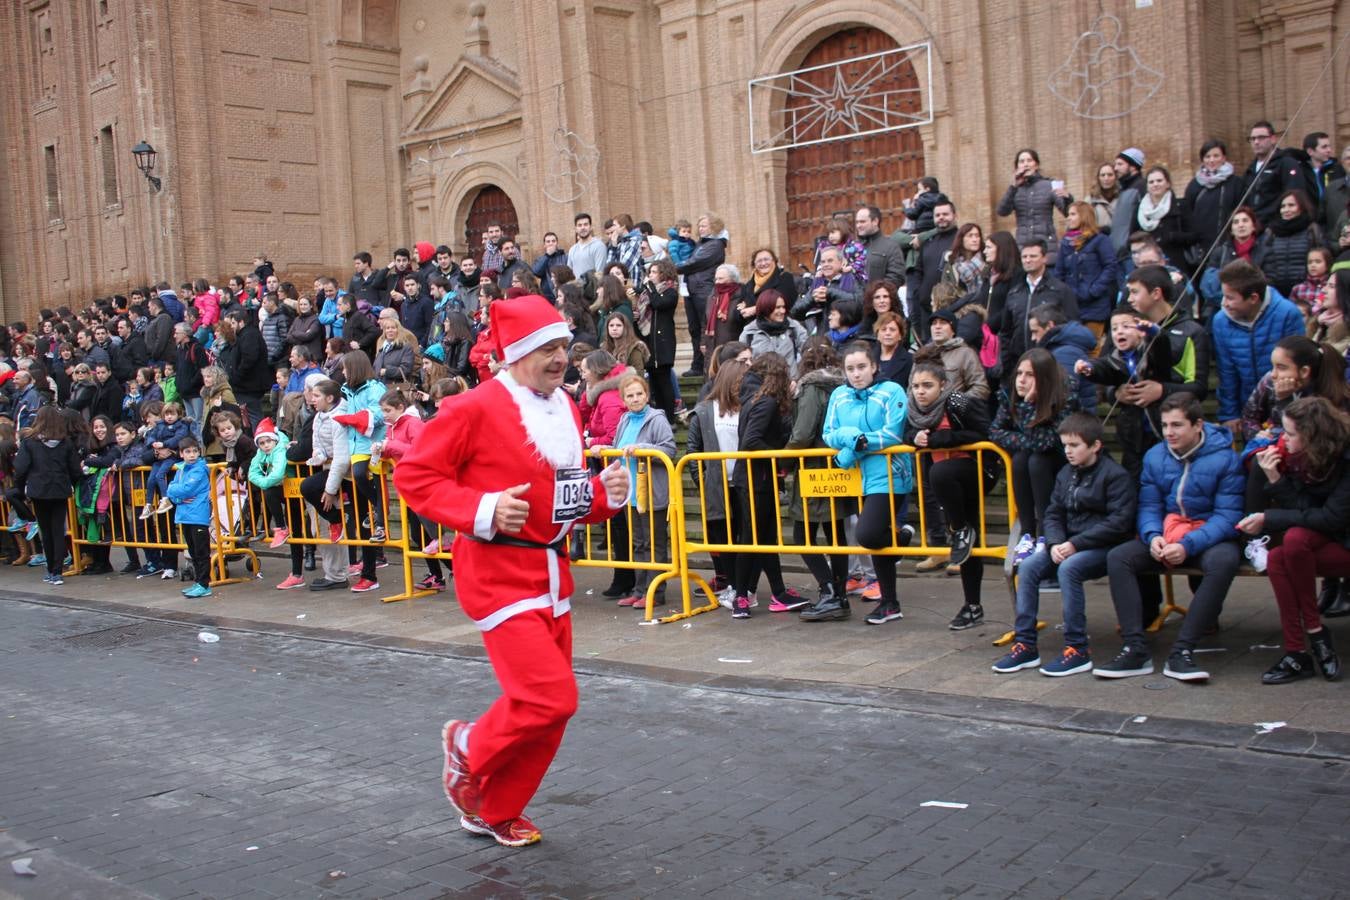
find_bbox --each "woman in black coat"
[1263,190,1328,297]
[727,352,803,617]
[979,231,1022,336]
[13,405,84,584]
[437,310,475,384]
[1183,139,1245,263]
[339,295,380,359]
[640,259,681,422]
[732,248,799,333]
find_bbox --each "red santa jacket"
[393,373,619,631]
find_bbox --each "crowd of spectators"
[2,122,1348,688]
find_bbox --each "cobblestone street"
[2,597,1349,898]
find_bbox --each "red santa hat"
[333,410,376,436]
[492,295,571,365]
[253,417,279,443]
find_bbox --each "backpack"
[978,322,1001,378]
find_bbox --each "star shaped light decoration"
[750,44,932,153]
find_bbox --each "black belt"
[464,533,567,553]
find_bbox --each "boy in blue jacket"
[141,401,192,518]
[665,220,695,266]
[167,436,213,598]
[1097,393,1244,683]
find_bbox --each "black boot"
[799,583,850,621]
[1308,630,1342,681]
[303,547,316,572]
[1325,582,1350,618]
[1262,651,1316,685]
[1318,578,1341,614]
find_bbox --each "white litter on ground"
[11,858,35,876]
[197,632,220,643]
[1254,721,1287,735]
[920,801,968,809]
[1132,716,1148,724]
[717,658,753,664]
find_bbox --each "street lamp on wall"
[131,141,161,192]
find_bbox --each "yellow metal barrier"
[674,443,1017,622]
[391,449,685,618]
[65,463,259,587]
[387,485,453,604]
[572,448,683,622]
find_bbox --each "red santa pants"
[469,607,578,825]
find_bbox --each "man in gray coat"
[854,205,906,287]
[1110,147,1147,264]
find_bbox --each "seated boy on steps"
[992,412,1136,677]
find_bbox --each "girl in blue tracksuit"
[809,341,913,624]
[166,436,213,598]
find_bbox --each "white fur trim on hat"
[503,321,572,365]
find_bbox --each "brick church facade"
[0,0,1344,318]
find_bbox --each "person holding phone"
[996,148,1074,265]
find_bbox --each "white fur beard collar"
[498,371,583,470]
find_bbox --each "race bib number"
[552,468,593,524]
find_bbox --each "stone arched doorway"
[784,26,926,268]
[463,186,519,265]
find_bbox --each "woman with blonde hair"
[1053,200,1118,338]
[676,212,728,376]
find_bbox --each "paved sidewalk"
[3,599,1350,899]
[1,548,1347,742]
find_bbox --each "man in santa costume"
[395,295,629,848]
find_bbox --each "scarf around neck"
[906,384,956,431]
[757,316,789,336]
[1136,192,1172,232]
[829,322,862,345]
[706,282,739,334]
[1270,213,1312,237]
[753,269,774,291]
[1194,162,1235,189]
[1233,235,1256,261]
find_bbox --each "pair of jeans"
[30,497,67,576]
[182,523,212,587]
[631,511,669,599]
[730,481,786,598]
[1015,546,1110,647]
[682,295,707,372]
[929,456,987,607]
[855,493,911,605]
[1106,539,1241,650]
[1010,448,1063,540]
[1266,527,1350,651]
[794,518,848,592]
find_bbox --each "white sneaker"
[717,586,736,609]
[1244,536,1270,573]
[161,568,176,580]
[1012,534,1036,566]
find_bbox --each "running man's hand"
[494,483,531,533]
[599,461,630,509]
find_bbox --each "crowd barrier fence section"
[64,463,258,586]
[41,444,1026,630]
[570,448,685,622]
[674,443,1017,623]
